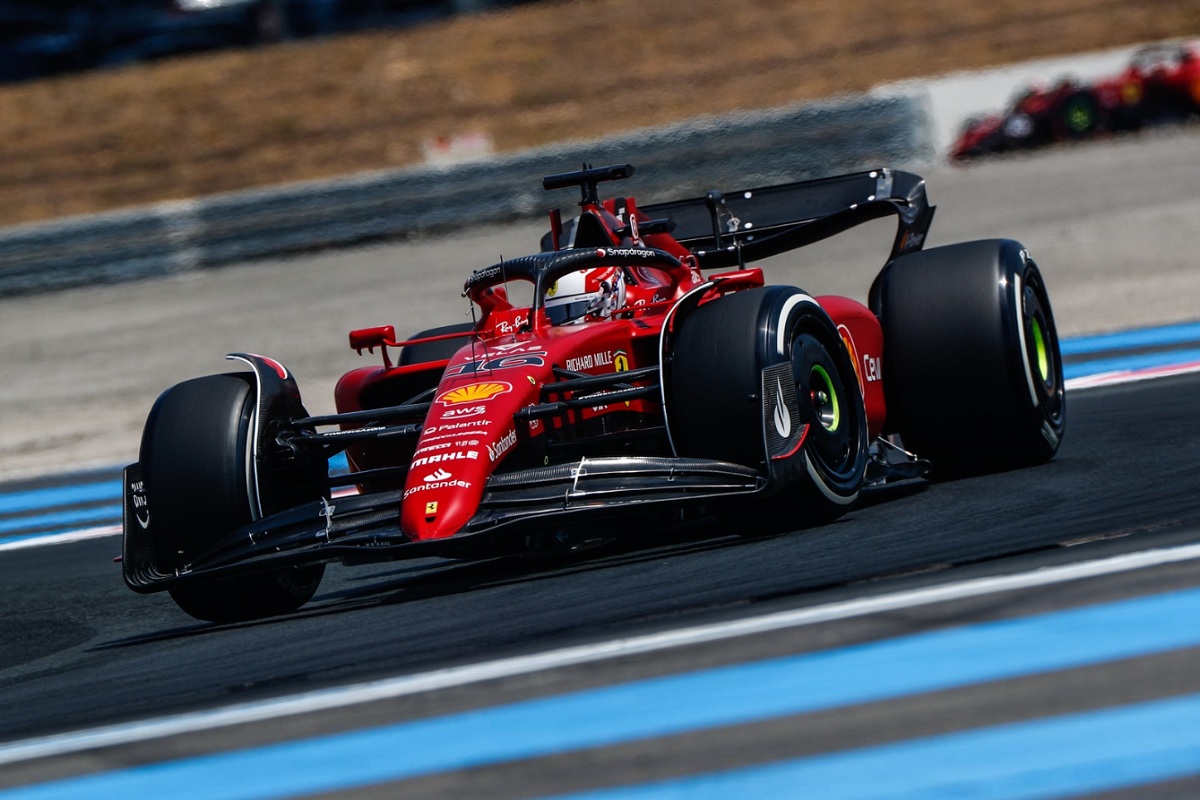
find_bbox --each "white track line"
[1064,360,1200,390]
[0,525,121,553]
[3,539,1200,766]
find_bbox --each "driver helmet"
[544,267,626,325]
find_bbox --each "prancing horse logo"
[772,377,791,439]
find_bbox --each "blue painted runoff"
[551,692,1200,800]
[1063,346,1200,380]
[3,586,1200,800]
[1060,320,1200,356]
[0,505,121,537]
[0,455,348,518]
[0,482,122,516]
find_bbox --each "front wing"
[123,364,808,592]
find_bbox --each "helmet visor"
[545,299,595,325]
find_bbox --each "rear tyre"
[875,239,1065,476]
[670,287,868,529]
[141,374,325,622]
[1056,90,1105,139]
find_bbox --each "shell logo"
[436,381,512,405]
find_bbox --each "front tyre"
[875,239,1065,476]
[141,374,325,622]
[669,287,868,528]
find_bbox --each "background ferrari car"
[1092,39,1200,128]
[951,39,1200,161]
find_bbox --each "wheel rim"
[791,330,854,471]
[808,363,841,432]
[1063,96,1096,134]
[1030,315,1050,383]
[1022,277,1064,420]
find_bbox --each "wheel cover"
[1020,274,1065,434]
[791,331,854,472]
[808,363,841,432]
[1022,281,1061,401]
[1064,97,1095,132]
[1031,316,1050,383]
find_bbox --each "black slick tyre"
[874,239,1065,476]
[140,374,325,622]
[669,286,868,529]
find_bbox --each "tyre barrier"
[0,92,932,298]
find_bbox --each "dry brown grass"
[1,0,1198,226]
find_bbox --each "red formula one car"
[122,164,1066,621]
[951,40,1200,161]
[950,81,1106,160]
[1093,40,1200,128]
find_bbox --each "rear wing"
[546,168,935,270]
[641,168,935,269]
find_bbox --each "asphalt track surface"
[1,130,1199,797]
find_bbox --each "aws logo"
[436,381,512,405]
